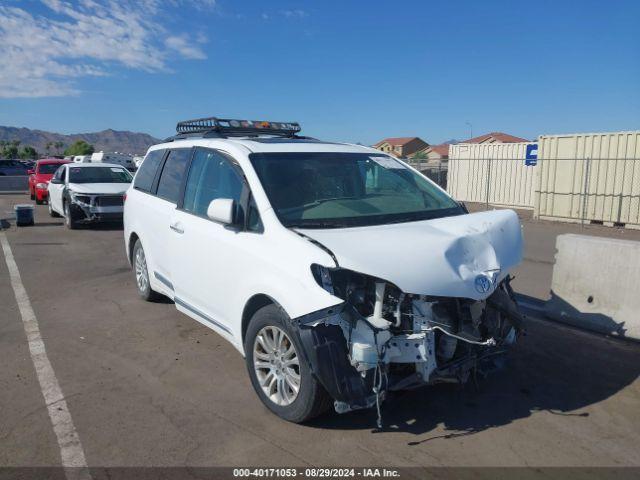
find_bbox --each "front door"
[169,148,247,332]
[147,148,192,291]
[49,166,66,213]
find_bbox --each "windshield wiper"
[281,196,360,214]
[287,221,349,229]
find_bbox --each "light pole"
[465,122,473,140]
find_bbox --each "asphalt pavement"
[1,193,639,471]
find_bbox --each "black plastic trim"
[174,297,232,334]
[153,271,174,291]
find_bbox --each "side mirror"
[50,178,62,185]
[27,169,34,175]
[207,198,235,225]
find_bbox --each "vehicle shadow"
[30,221,64,227]
[152,295,175,305]
[79,221,124,231]
[307,317,640,441]
[544,291,627,337]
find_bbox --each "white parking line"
[0,231,91,480]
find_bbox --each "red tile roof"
[428,144,450,156]
[461,132,529,144]
[374,137,420,147]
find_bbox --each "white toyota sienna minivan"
[124,117,524,425]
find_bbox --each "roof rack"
[171,116,302,140]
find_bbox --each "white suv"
[124,117,524,424]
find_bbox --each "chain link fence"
[535,158,640,228]
[406,160,448,190]
[411,158,640,229]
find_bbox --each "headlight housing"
[36,182,48,189]
[70,192,91,205]
[310,264,402,319]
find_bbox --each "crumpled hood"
[68,183,129,195]
[298,209,523,300]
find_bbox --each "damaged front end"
[293,265,524,426]
[68,192,125,223]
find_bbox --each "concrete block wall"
[544,234,640,340]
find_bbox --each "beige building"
[412,143,450,161]
[373,137,428,158]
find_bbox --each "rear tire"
[132,239,162,302]
[245,304,332,423]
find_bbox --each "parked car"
[91,151,136,171]
[133,155,144,169]
[48,163,132,229]
[19,159,36,169]
[0,159,30,176]
[28,158,71,204]
[124,117,524,425]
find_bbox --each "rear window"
[156,149,191,203]
[38,163,63,174]
[134,150,165,192]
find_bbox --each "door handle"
[169,222,184,234]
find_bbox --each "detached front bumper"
[290,282,524,417]
[69,194,124,223]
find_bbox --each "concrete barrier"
[0,176,28,192]
[544,234,640,340]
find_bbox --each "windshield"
[68,166,132,184]
[249,153,463,228]
[39,163,64,174]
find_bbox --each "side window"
[183,149,244,218]
[156,149,191,203]
[247,196,263,232]
[134,149,164,192]
[55,166,67,183]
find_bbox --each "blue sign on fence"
[525,144,538,166]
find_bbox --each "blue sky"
[0,0,638,145]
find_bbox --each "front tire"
[63,201,79,229]
[48,200,60,217]
[132,239,162,302]
[245,305,331,423]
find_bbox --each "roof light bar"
[176,117,302,137]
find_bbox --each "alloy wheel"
[253,326,301,406]
[135,247,149,293]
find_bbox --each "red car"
[29,159,70,204]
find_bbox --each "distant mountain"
[0,126,161,155]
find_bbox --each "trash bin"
[14,204,35,226]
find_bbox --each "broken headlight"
[310,264,403,321]
[70,192,91,205]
